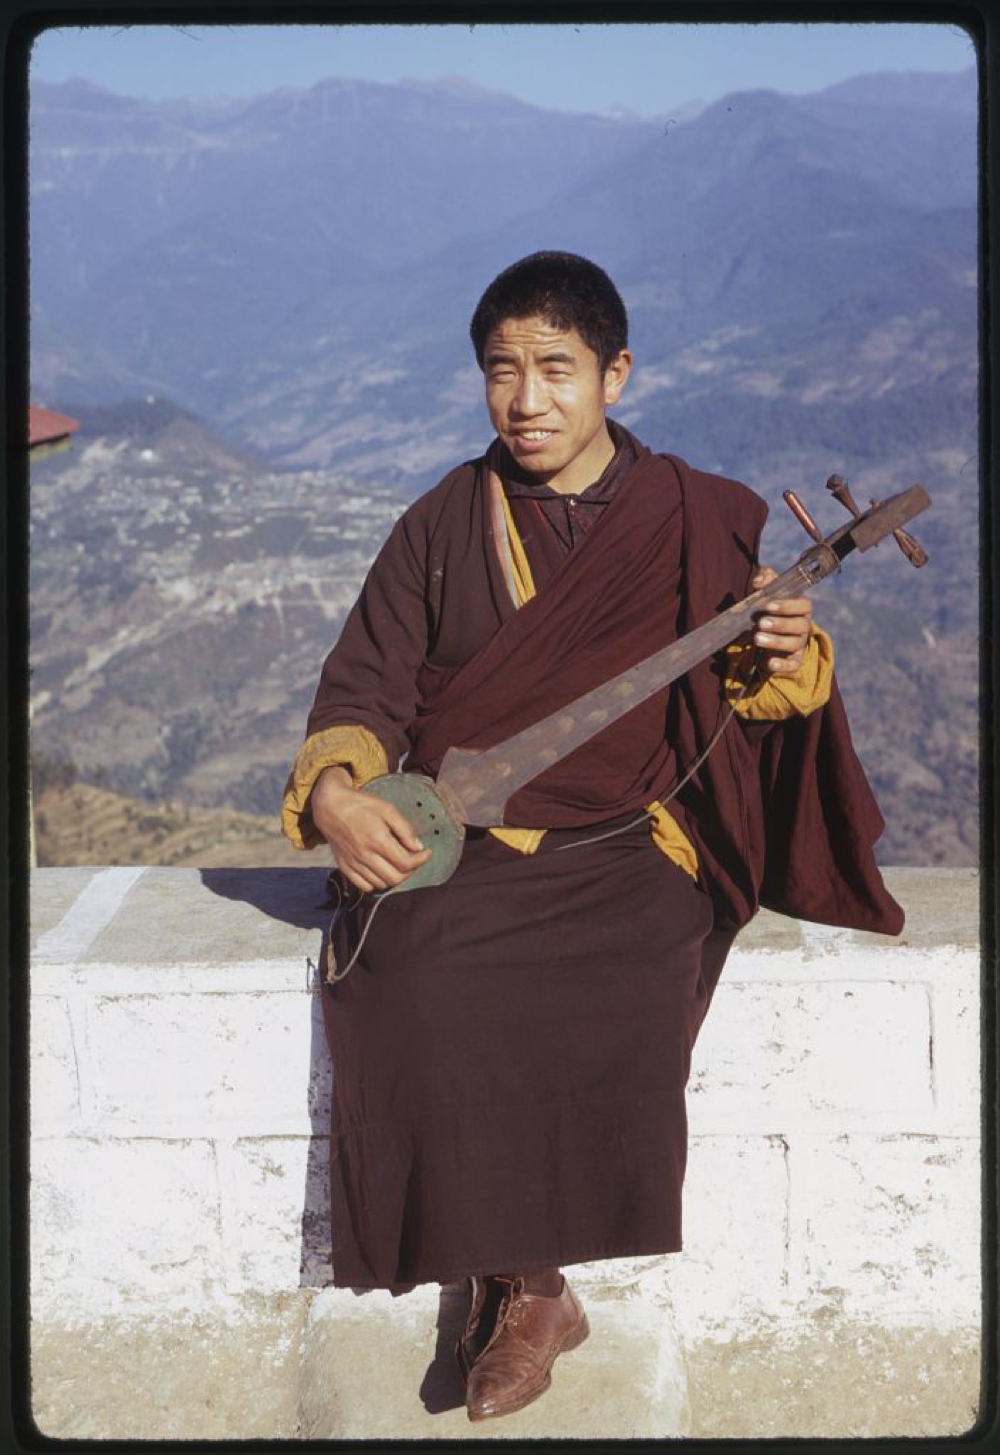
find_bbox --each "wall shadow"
[419,1283,469,1414]
[199,866,332,931]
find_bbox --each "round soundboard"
[361,773,466,891]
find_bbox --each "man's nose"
[510,372,546,416]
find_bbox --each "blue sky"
[29,21,976,116]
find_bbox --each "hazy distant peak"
[596,103,645,121]
[306,74,389,94]
[29,74,246,125]
[691,86,797,131]
[227,71,513,123]
[395,73,547,113]
[647,98,707,126]
[30,75,150,110]
[400,73,509,100]
[704,86,790,112]
[301,73,496,101]
[52,396,263,472]
[813,65,976,111]
[32,76,108,97]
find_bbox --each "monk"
[282,251,902,1421]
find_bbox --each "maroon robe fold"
[665,455,903,933]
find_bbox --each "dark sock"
[514,1266,564,1297]
[475,1265,564,1312]
[480,1276,507,1327]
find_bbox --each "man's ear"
[603,349,633,405]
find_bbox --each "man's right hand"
[309,765,432,893]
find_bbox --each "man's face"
[483,315,632,495]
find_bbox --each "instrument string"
[551,642,762,855]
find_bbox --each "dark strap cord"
[324,877,402,984]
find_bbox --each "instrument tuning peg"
[869,499,929,568]
[826,473,863,518]
[782,489,823,543]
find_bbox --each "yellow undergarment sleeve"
[727,626,834,721]
[281,723,388,850]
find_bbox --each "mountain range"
[30,67,976,486]
[27,66,980,867]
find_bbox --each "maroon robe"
[305,432,902,1289]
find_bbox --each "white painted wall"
[29,866,980,1344]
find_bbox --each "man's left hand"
[750,566,813,676]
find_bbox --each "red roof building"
[29,405,80,458]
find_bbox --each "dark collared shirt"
[495,420,643,584]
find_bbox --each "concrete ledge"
[299,1281,688,1440]
[29,1299,981,1440]
[683,1322,982,1439]
[30,1294,311,1441]
[28,864,982,1438]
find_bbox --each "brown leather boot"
[465,1275,590,1421]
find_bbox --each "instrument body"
[362,772,466,890]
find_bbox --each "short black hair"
[470,251,628,372]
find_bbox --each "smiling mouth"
[513,430,554,442]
